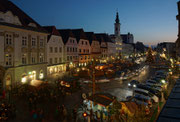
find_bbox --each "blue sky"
[11,0,179,45]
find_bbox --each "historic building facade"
[72,29,91,67]
[95,34,108,62]
[85,32,101,60]
[0,0,48,89]
[59,29,79,69]
[43,26,66,75]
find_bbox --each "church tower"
[114,12,120,36]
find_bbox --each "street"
[103,65,153,101]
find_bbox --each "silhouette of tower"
[114,12,120,36]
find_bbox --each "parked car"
[128,80,140,88]
[146,80,163,87]
[132,94,152,108]
[146,84,163,92]
[137,84,161,98]
[134,88,159,103]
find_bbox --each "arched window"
[39,70,43,79]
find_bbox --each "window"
[50,58,53,64]
[75,48,77,52]
[85,41,87,45]
[73,48,74,52]
[67,56,69,61]
[67,47,69,52]
[70,47,72,52]
[55,58,58,64]
[55,47,58,53]
[22,54,27,64]
[32,38,36,46]
[85,56,87,60]
[83,49,85,53]
[5,54,12,66]
[79,49,81,53]
[88,56,90,59]
[5,34,12,45]
[82,41,84,45]
[59,47,62,53]
[81,56,83,60]
[32,57,35,63]
[70,56,72,61]
[50,47,53,53]
[59,58,62,63]
[22,36,27,46]
[86,49,89,53]
[39,53,44,63]
[40,39,44,47]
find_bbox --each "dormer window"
[28,23,37,27]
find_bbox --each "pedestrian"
[38,109,44,122]
[62,105,67,121]
[33,110,38,120]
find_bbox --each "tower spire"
[114,11,120,36]
[115,12,120,24]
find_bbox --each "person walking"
[62,105,67,122]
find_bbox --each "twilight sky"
[11,0,179,45]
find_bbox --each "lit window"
[5,54,12,66]
[39,53,44,63]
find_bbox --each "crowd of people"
[0,101,16,121]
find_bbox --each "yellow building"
[0,0,48,89]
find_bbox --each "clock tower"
[114,12,120,36]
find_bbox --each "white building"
[0,0,48,89]
[43,26,66,75]
[59,29,79,69]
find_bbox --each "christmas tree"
[146,47,155,63]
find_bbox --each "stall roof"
[87,93,116,106]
